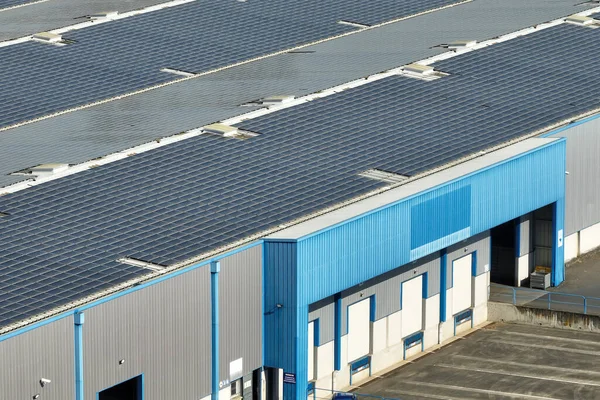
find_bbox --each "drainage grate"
[358,168,408,184]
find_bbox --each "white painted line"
[377,389,464,400]
[452,355,600,377]
[400,381,561,400]
[435,363,600,387]
[487,339,600,356]
[494,330,600,346]
[0,0,48,13]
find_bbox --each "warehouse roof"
[1,18,600,332]
[0,0,593,190]
[0,0,463,130]
[0,0,175,41]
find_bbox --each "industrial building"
[0,0,599,400]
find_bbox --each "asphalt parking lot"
[352,323,600,400]
[551,246,600,298]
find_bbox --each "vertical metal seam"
[74,311,84,400]
[211,261,220,400]
[333,293,342,371]
[439,249,447,323]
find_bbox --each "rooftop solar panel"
[0,0,37,9]
[1,23,599,329]
[0,0,462,129]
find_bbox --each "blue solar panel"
[0,0,36,9]
[1,23,598,328]
[0,0,462,129]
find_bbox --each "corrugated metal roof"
[0,0,592,189]
[0,21,599,330]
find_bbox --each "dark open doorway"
[491,219,517,285]
[98,375,142,400]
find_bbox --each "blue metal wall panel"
[263,139,566,399]
[296,140,566,305]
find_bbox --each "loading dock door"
[401,275,423,338]
[347,298,370,362]
[307,321,315,381]
[453,254,473,314]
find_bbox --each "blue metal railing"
[490,283,600,316]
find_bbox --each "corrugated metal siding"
[551,118,600,235]
[308,297,335,345]
[83,264,212,400]
[219,245,263,382]
[446,231,491,288]
[296,140,566,305]
[340,252,439,334]
[534,206,554,268]
[0,316,74,400]
[519,213,533,256]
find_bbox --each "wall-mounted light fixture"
[119,359,126,365]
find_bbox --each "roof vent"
[203,123,239,137]
[29,163,69,176]
[358,169,408,184]
[447,40,477,50]
[403,63,435,75]
[117,257,166,272]
[565,14,597,25]
[261,95,295,105]
[338,20,370,28]
[88,11,119,20]
[32,32,62,43]
[401,63,448,81]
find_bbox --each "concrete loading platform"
[352,322,600,400]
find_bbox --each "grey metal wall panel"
[447,231,491,288]
[308,296,335,345]
[519,213,533,256]
[551,117,600,235]
[218,245,262,383]
[83,264,212,400]
[341,252,440,333]
[0,316,74,400]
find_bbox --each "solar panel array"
[0,0,461,129]
[0,0,35,9]
[1,23,599,328]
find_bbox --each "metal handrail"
[491,283,600,315]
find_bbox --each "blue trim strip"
[1,241,262,343]
[439,249,447,323]
[333,293,342,371]
[369,295,376,322]
[211,261,220,400]
[539,112,600,138]
[471,251,478,278]
[75,312,84,400]
[295,139,566,241]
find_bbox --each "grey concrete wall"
[551,118,600,235]
[218,245,263,383]
[488,302,600,333]
[83,264,212,400]
[340,252,440,334]
[447,231,491,289]
[309,296,335,345]
[0,315,74,400]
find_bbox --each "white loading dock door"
[308,321,315,381]
[401,275,423,338]
[453,254,473,314]
[347,298,370,362]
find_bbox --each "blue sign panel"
[283,372,296,384]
